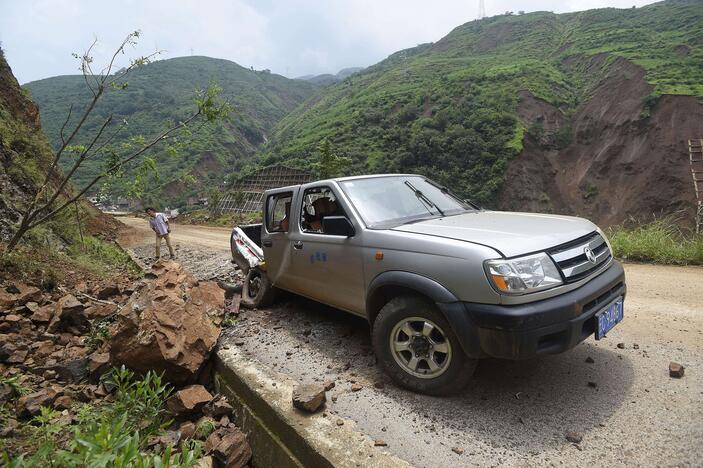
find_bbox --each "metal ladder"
[689,139,703,233]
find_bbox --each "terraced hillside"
[25,56,318,207]
[262,0,703,225]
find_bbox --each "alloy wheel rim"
[389,317,452,379]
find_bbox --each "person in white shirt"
[145,207,175,259]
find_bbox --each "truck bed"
[240,223,262,248]
[230,223,264,274]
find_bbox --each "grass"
[0,232,141,289]
[66,235,141,278]
[607,218,703,265]
[175,209,261,227]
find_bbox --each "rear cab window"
[266,192,293,233]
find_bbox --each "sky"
[1,0,658,84]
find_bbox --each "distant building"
[218,165,313,213]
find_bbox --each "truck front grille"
[548,232,611,283]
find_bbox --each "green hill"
[261,0,703,223]
[24,56,318,207]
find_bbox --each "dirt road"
[118,216,233,251]
[119,217,703,466]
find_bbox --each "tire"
[372,295,477,395]
[240,268,278,309]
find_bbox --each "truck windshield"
[339,176,474,228]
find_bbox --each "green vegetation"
[85,319,112,352]
[314,139,352,179]
[66,235,141,277]
[175,209,260,227]
[608,218,703,265]
[0,375,30,397]
[24,56,318,207]
[260,0,702,205]
[2,367,203,467]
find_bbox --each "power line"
[478,0,486,19]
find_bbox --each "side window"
[300,186,347,234]
[266,192,293,233]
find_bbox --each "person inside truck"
[280,201,291,232]
[304,197,337,232]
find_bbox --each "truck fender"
[366,271,482,358]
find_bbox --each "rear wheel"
[241,268,277,309]
[372,295,477,395]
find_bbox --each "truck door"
[287,184,365,315]
[260,188,298,289]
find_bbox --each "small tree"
[207,187,223,216]
[314,139,351,179]
[7,32,229,251]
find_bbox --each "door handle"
[293,240,303,250]
[262,240,273,247]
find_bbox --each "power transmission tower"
[478,0,486,19]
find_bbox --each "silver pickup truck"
[230,174,626,395]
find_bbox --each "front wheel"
[372,295,477,395]
[240,268,277,309]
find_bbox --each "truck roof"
[268,173,421,193]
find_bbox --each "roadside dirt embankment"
[499,54,703,227]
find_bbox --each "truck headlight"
[484,253,563,295]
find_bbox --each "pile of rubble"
[0,260,251,467]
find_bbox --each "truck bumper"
[439,261,626,360]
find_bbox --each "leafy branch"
[7,32,229,251]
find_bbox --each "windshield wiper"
[404,181,445,216]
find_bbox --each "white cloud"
[0,0,659,83]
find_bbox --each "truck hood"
[391,211,598,258]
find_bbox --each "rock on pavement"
[669,362,685,378]
[292,383,327,413]
[109,260,225,384]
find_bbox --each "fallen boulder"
[109,261,225,384]
[51,357,89,383]
[48,294,89,333]
[167,384,213,415]
[0,283,42,310]
[87,352,110,377]
[205,427,252,468]
[16,387,62,418]
[292,383,326,413]
[30,304,55,323]
[96,284,121,300]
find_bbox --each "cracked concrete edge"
[214,346,412,468]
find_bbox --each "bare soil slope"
[499,55,703,226]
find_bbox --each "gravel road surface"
[119,216,703,466]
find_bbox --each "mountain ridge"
[24,55,319,207]
[260,0,703,226]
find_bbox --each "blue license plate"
[595,298,623,339]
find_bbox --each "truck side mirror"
[322,216,355,237]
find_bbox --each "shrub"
[1,367,193,467]
[85,319,111,352]
[607,218,703,265]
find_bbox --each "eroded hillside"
[501,54,703,225]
